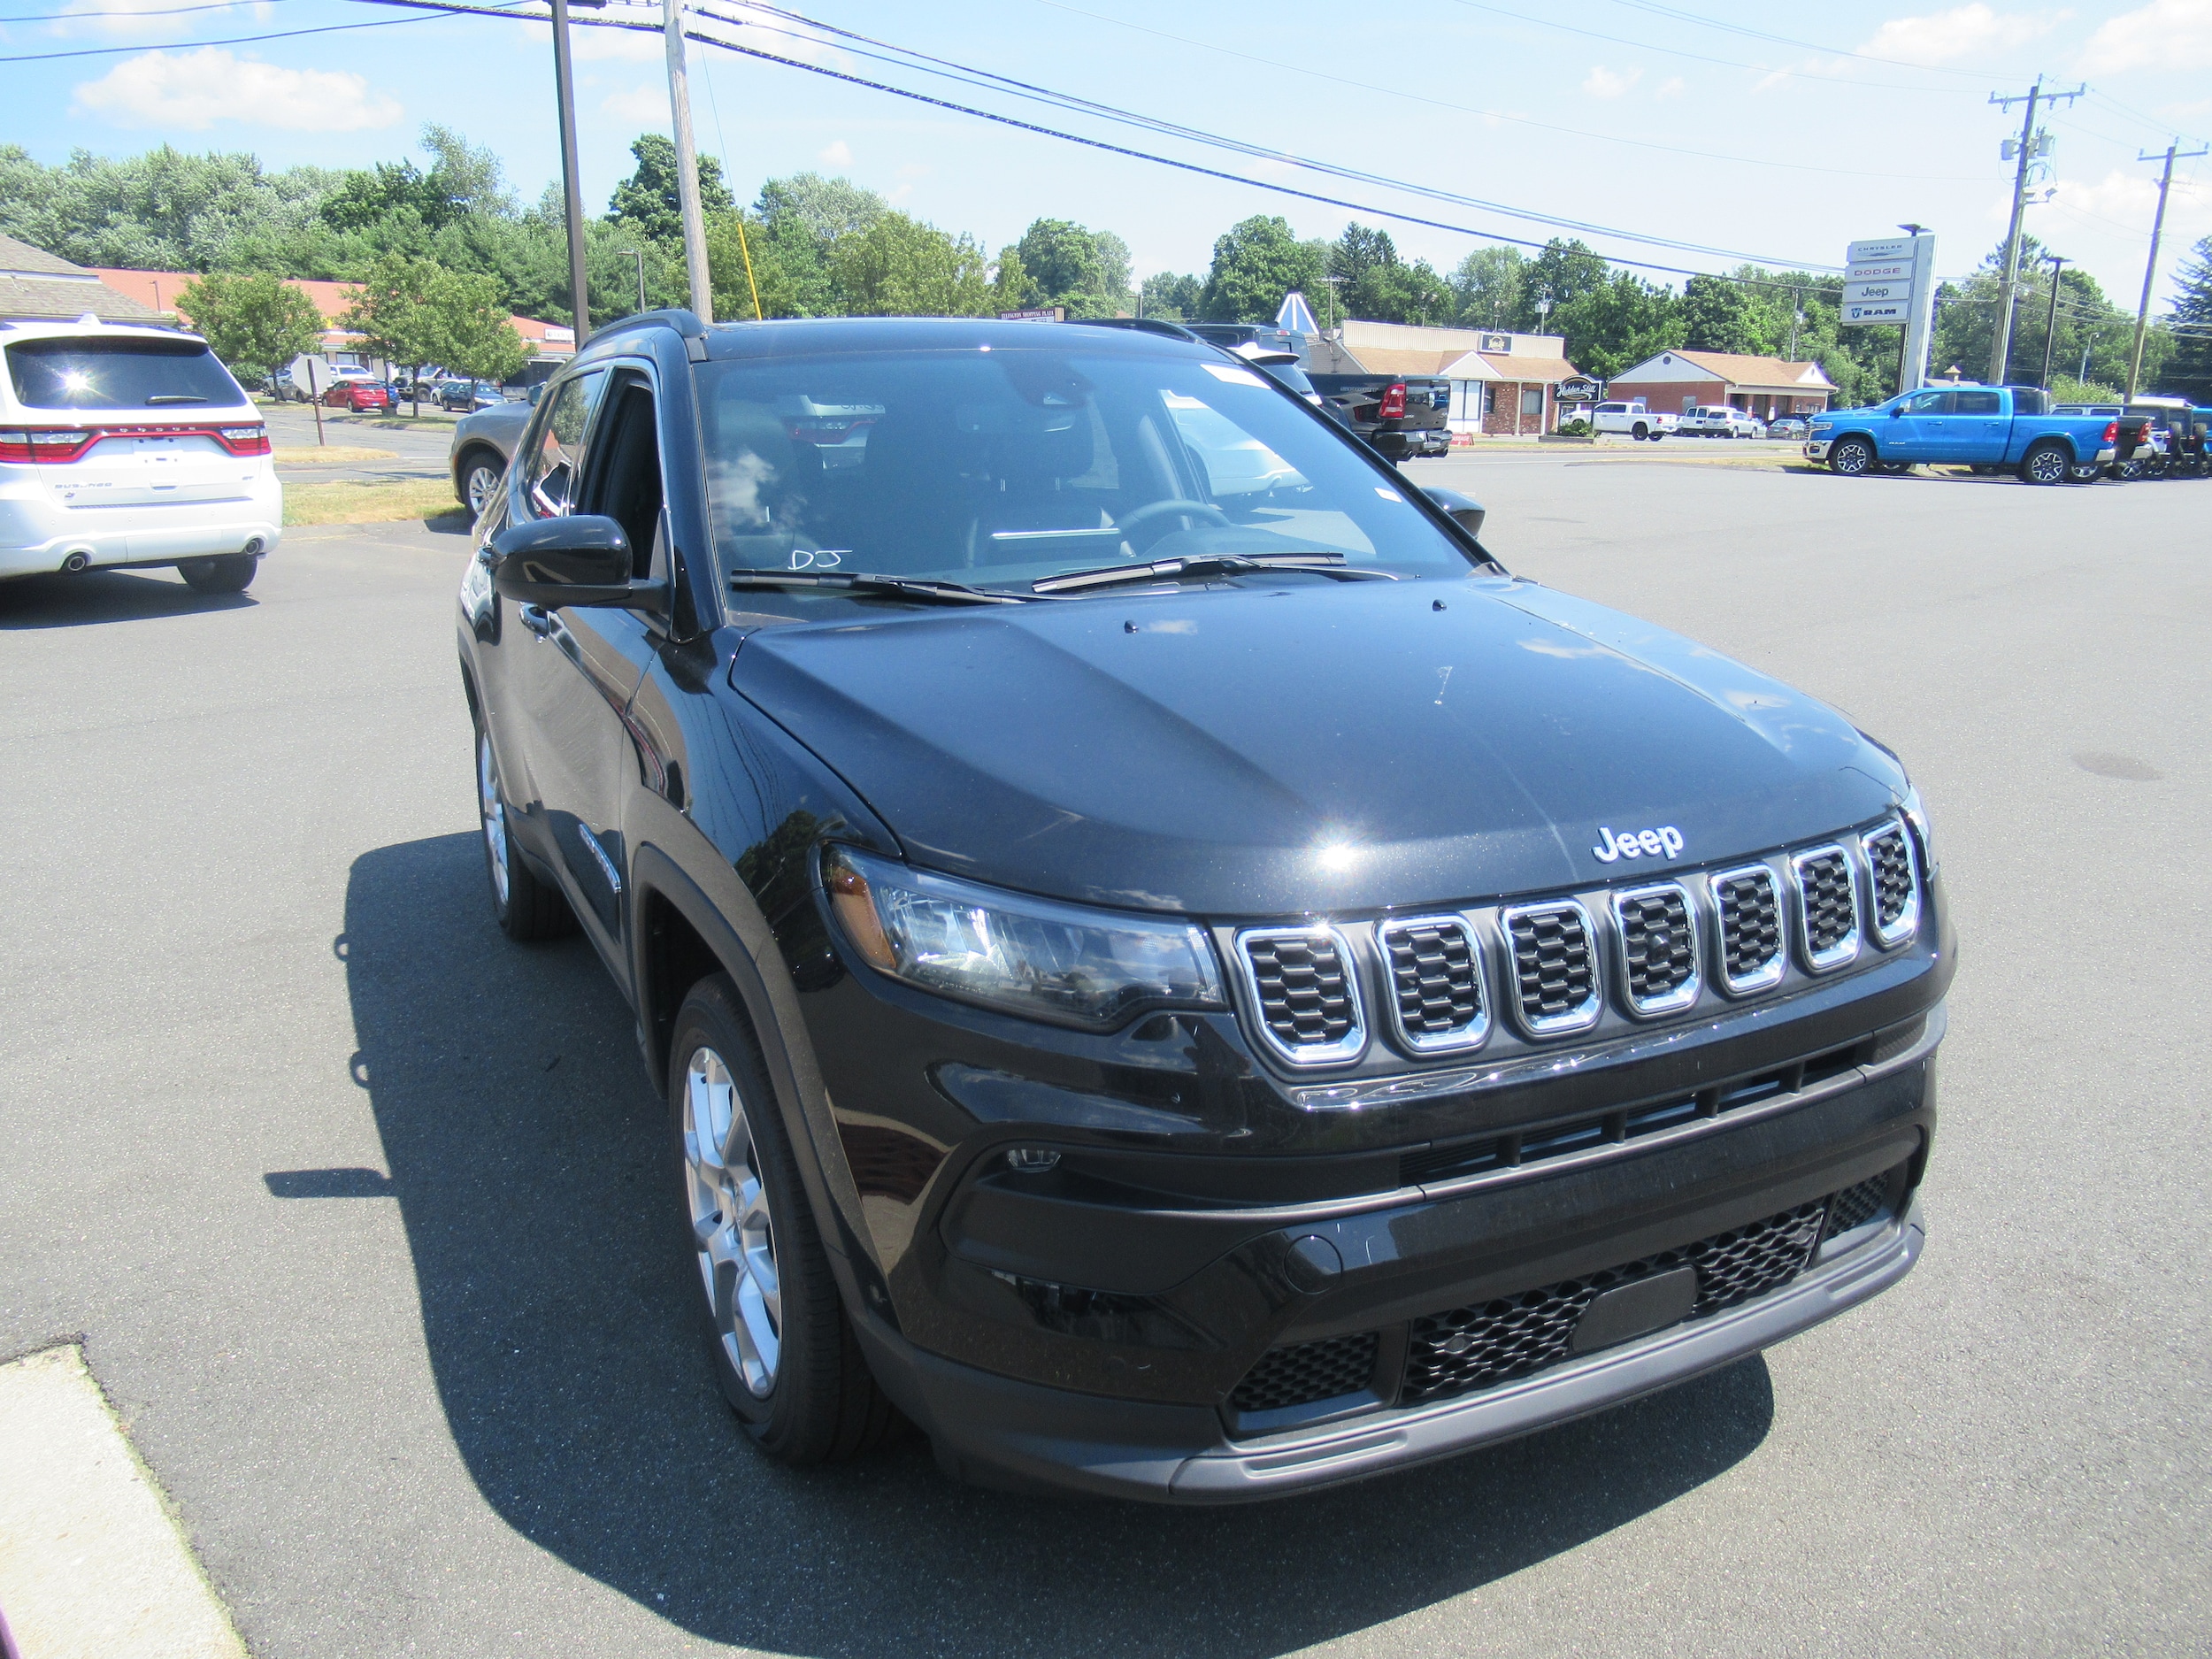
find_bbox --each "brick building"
[1605,349,1835,420]
[1307,320,1580,437]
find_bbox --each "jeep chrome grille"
[1862,821,1920,948]
[1611,883,1698,1015]
[1791,847,1860,971]
[1502,902,1601,1034]
[1235,926,1366,1065]
[1710,864,1785,995]
[1378,916,1488,1053]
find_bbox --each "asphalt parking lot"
[2,457,2206,1656]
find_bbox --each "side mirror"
[1422,486,1486,541]
[1889,406,1905,417]
[491,514,662,609]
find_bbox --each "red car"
[323,380,390,412]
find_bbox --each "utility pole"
[2038,253,2068,388]
[617,248,646,313]
[549,0,592,348]
[1986,79,2081,383]
[664,0,714,319]
[1787,286,1802,360]
[2126,140,2208,398]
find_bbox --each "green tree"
[427,267,526,388]
[1200,215,1325,323]
[990,245,1031,314]
[831,212,994,316]
[1550,269,1682,380]
[342,253,446,413]
[1681,274,1771,355]
[757,172,885,242]
[0,142,338,272]
[1010,218,1130,318]
[1139,271,1202,320]
[607,134,734,245]
[1449,246,1524,329]
[1519,239,1610,331]
[2166,234,2212,403]
[173,271,325,388]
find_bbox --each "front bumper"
[1804,438,1832,460]
[866,1195,1924,1504]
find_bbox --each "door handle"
[518,603,555,638]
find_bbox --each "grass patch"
[283,477,467,526]
[273,445,400,465]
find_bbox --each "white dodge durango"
[1,318,281,592]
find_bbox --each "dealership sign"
[1839,231,1938,388]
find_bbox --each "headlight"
[822,846,1226,1030]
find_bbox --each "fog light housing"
[1005,1148,1061,1174]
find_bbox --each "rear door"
[1947,388,2007,463]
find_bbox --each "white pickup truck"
[1589,401,1675,441]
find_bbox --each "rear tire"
[457,448,504,518]
[474,721,575,941]
[1632,424,1649,441]
[669,975,902,1463]
[2019,441,2070,485]
[1829,436,1875,476]
[178,555,256,594]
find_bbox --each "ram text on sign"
[1841,300,1909,326]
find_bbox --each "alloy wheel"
[465,463,500,518]
[477,728,510,906]
[682,1045,782,1397]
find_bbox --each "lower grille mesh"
[1824,1174,1891,1239]
[1228,1331,1378,1414]
[1401,1199,1830,1404]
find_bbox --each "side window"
[575,373,665,581]
[1955,390,2001,415]
[524,369,608,518]
[1903,390,1953,416]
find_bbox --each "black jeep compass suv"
[457,311,1949,1502]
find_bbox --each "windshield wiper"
[1032,551,1395,595]
[145,394,208,405]
[728,569,1026,606]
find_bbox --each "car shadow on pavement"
[0,568,255,629]
[344,834,1774,1658]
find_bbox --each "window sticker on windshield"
[1202,364,1267,388]
[1375,488,1404,503]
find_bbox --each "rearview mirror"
[1422,486,1486,541]
[490,514,662,609]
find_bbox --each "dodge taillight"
[2104,420,2118,444]
[215,425,272,457]
[0,428,97,463]
[1379,382,1408,421]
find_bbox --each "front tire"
[474,722,574,940]
[2019,441,2070,485]
[178,555,256,594]
[669,975,900,1463]
[457,449,504,518]
[1829,436,1876,476]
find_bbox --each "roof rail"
[1066,316,1202,343]
[586,308,709,347]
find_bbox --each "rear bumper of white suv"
[0,476,281,579]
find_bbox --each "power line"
[1022,0,1990,180]
[0,0,266,20]
[1604,0,2010,81]
[690,0,1846,269]
[0,3,465,59]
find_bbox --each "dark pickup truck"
[1306,373,1452,461]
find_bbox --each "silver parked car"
[447,381,544,518]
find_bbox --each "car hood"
[727,575,1906,917]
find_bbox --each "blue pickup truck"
[1806,383,2117,482]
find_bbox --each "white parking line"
[0,1348,245,1659]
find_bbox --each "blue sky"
[5,0,2209,307]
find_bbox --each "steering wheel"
[1114,498,1231,551]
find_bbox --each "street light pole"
[2039,253,2068,389]
[549,0,592,348]
[617,249,646,313]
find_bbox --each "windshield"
[693,345,1472,591]
[7,336,244,411]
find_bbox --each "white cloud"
[1581,65,1641,98]
[51,0,236,35]
[1654,75,1686,98]
[600,83,668,124]
[1856,4,2064,66]
[818,139,852,167]
[71,48,401,130]
[2082,0,2212,72]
